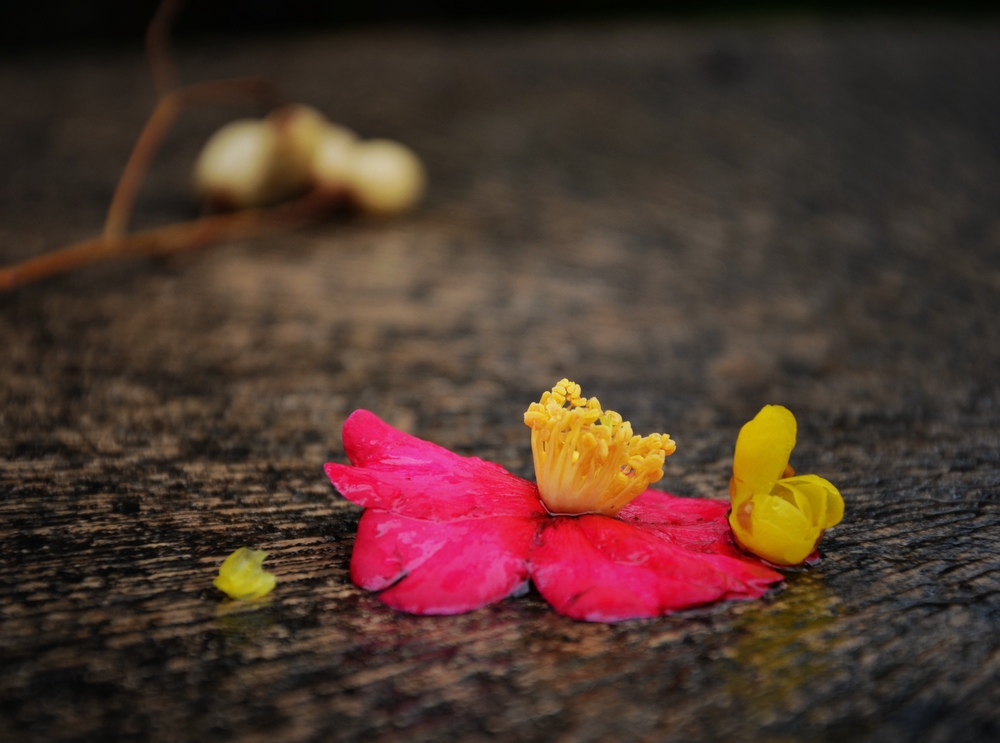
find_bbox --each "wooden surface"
[3,22,1000,742]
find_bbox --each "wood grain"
[2,22,1000,742]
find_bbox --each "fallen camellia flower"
[728,405,844,566]
[324,380,783,622]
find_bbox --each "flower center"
[523,379,676,516]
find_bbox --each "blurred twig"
[103,77,286,238]
[0,0,316,293]
[1,191,337,292]
[146,0,186,96]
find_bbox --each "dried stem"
[146,0,187,96]
[103,77,287,239]
[1,191,338,293]
[0,0,308,294]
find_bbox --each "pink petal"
[529,515,782,622]
[325,411,545,520]
[618,490,743,556]
[352,509,540,615]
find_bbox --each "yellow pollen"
[523,379,676,516]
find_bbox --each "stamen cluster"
[524,379,676,516]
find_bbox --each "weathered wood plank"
[2,22,1000,742]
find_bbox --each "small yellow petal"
[213,547,277,601]
[814,476,845,529]
[779,474,845,530]
[732,405,797,504]
[730,494,820,566]
[772,480,820,525]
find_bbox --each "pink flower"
[325,383,783,622]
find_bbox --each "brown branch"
[1,191,338,293]
[102,78,287,240]
[146,0,187,96]
[0,0,305,294]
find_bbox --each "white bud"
[310,123,361,192]
[193,109,329,209]
[268,104,329,181]
[339,139,426,215]
[193,119,283,209]
[194,110,426,216]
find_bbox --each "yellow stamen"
[524,379,676,516]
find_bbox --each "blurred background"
[4,2,1000,741]
[2,1,994,50]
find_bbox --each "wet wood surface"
[2,22,1000,742]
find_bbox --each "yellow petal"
[815,475,845,528]
[777,475,844,529]
[213,547,277,601]
[729,493,820,566]
[773,478,820,526]
[731,405,797,504]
